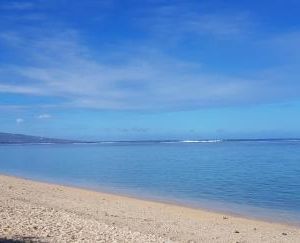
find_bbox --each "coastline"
[2,171,299,227]
[1,174,300,242]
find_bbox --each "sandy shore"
[0,175,299,242]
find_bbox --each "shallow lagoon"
[1,140,300,224]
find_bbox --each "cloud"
[16,118,24,124]
[37,114,52,119]
[192,13,251,37]
[0,84,45,95]
[0,28,299,110]
[0,1,35,11]
[114,127,149,133]
[134,2,253,40]
[260,31,300,64]
[0,1,299,111]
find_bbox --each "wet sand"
[0,174,299,242]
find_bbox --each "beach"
[0,175,299,242]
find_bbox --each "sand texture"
[0,175,299,242]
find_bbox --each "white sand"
[0,174,299,242]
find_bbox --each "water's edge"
[2,172,299,228]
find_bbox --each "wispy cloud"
[134,2,253,40]
[261,31,300,63]
[0,1,35,11]
[16,118,24,124]
[0,27,299,110]
[37,114,52,119]
[118,127,149,133]
[0,1,299,111]
[0,84,45,95]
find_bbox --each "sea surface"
[1,140,300,224]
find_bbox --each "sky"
[0,0,300,140]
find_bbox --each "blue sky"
[0,0,300,140]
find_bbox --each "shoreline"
[2,172,300,227]
[1,174,300,242]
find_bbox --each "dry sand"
[0,175,299,242]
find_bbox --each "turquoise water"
[0,140,300,224]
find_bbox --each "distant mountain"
[1,132,299,145]
[0,132,81,144]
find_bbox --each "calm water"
[1,141,300,224]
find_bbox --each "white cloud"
[0,1,35,10]
[0,29,298,110]
[0,84,45,95]
[37,114,52,119]
[0,6,299,111]
[135,2,253,39]
[16,118,24,124]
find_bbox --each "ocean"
[0,139,300,224]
